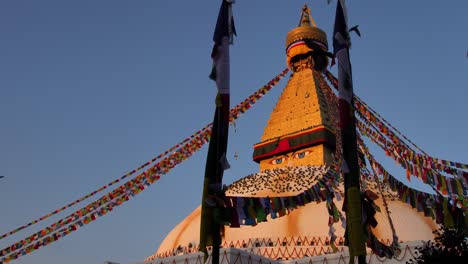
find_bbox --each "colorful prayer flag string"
[0,69,289,264]
[356,115,466,197]
[0,125,211,241]
[355,100,468,181]
[357,133,466,229]
[322,70,467,184]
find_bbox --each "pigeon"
[349,25,361,37]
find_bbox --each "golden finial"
[299,4,317,27]
[285,4,328,67]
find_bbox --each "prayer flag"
[200,1,235,263]
[209,0,236,94]
[333,0,367,262]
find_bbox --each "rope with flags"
[357,133,467,230]
[0,68,288,264]
[0,124,211,242]
[357,136,400,257]
[1,55,465,264]
[356,116,467,197]
[0,64,289,243]
[323,71,467,186]
[355,98,468,179]
[323,69,468,182]
[323,65,467,223]
[322,68,467,228]
[2,3,467,263]
[321,46,466,263]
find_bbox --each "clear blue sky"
[0,1,466,264]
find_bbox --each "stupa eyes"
[269,150,311,165]
[294,150,310,159]
[271,157,285,165]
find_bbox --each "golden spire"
[285,5,328,68]
[253,5,336,170]
[298,4,316,27]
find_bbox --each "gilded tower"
[148,6,437,261]
[253,5,336,172]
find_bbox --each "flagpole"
[332,1,366,263]
[199,1,235,263]
[199,94,229,264]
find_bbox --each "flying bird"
[349,25,361,37]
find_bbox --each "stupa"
[145,5,438,263]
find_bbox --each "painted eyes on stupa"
[271,157,285,165]
[269,150,311,165]
[294,150,310,159]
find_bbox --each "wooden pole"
[333,1,366,263]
